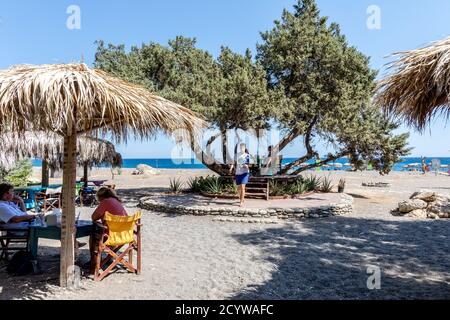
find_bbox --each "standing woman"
[230,143,251,207]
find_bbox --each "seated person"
[89,187,128,270]
[0,183,35,224]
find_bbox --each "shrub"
[203,176,222,194]
[169,177,184,193]
[269,180,287,196]
[320,175,334,193]
[187,177,202,193]
[4,159,33,187]
[302,175,322,192]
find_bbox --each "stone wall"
[139,194,354,220]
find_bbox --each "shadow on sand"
[231,217,450,300]
[0,246,92,300]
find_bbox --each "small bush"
[187,177,202,193]
[169,177,184,193]
[4,159,33,187]
[302,175,322,192]
[320,175,334,193]
[338,178,346,193]
[203,176,222,194]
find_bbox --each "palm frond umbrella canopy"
[375,36,450,130]
[0,131,123,186]
[0,63,205,287]
[0,153,16,172]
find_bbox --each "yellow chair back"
[104,211,141,247]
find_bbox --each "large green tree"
[95,37,284,175]
[257,0,409,174]
[94,0,409,176]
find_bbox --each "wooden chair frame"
[0,227,30,261]
[93,219,142,282]
[34,192,61,214]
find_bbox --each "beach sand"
[1,168,450,299]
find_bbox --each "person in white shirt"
[0,183,35,224]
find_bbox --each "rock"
[136,164,161,176]
[398,199,428,213]
[404,209,428,219]
[428,200,450,216]
[410,191,437,202]
[427,212,440,220]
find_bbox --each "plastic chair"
[93,211,142,281]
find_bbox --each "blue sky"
[1,0,450,158]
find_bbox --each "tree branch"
[280,116,319,174]
[291,150,350,175]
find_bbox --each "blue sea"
[32,157,450,172]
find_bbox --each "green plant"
[303,175,322,192]
[269,181,287,196]
[187,177,201,193]
[288,180,309,195]
[338,178,346,193]
[320,175,334,193]
[203,176,222,194]
[223,182,238,195]
[4,159,33,187]
[169,177,184,193]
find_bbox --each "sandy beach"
[1,168,450,300]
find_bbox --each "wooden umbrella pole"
[60,124,77,288]
[41,159,49,188]
[83,162,89,188]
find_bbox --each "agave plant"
[303,175,322,192]
[223,182,238,195]
[203,176,222,194]
[320,175,334,193]
[269,181,286,196]
[169,177,184,193]
[187,177,202,193]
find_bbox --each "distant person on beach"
[230,143,251,207]
[89,187,128,270]
[421,156,427,174]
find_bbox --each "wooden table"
[28,220,93,260]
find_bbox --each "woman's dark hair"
[0,183,14,200]
[96,187,121,202]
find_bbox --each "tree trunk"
[83,162,89,188]
[60,126,77,288]
[221,128,228,165]
[41,159,49,187]
[280,117,319,175]
[190,132,232,176]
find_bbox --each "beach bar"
[0,63,205,287]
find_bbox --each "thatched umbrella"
[0,153,16,172]
[0,131,123,187]
[375,36,450,130]
[0,63,204,287]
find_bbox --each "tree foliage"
[3,159,33,187]
[257,0,410,174]
[94,0,410,176]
